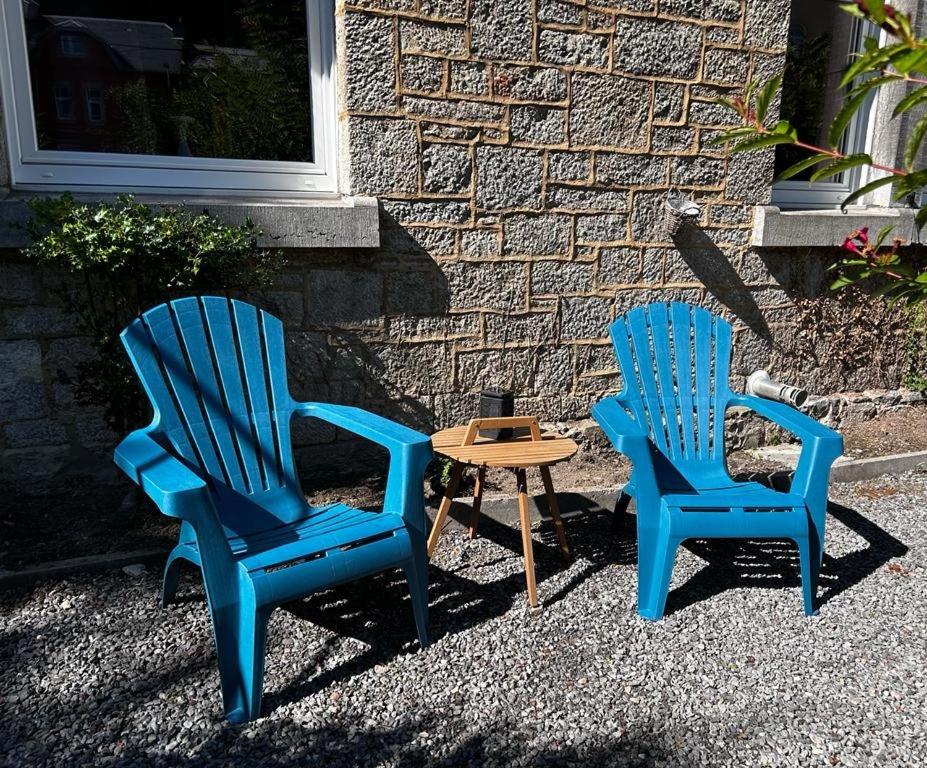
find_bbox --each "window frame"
[0,1,339,197]
[52,81,74,122]
[772,17,883,210]
[83,83,104,124]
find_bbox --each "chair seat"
[228,504,406,573]
[662,481,805,512]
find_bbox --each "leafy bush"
[23,195,284,434]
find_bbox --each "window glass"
[24,1,313,161]
[774,0,872,181]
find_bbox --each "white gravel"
[2,473,925,767]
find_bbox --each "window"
[772,0,880,209]
[0,1,338,195]
[58,32,86,56]
[53,82,72,121]
[84,84,104,123]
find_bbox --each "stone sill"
[0,193,380,250]
[751,205,922,248]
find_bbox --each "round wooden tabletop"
[431,425,578,468]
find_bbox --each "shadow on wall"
[671,224,771,341]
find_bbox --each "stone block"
[0,262,35,302]
[348,118,419,196]
[399,19,467,55]
[493,65,566,102]
[688,100,735,127]
[671,157,726,187]
[0,340,47,420]
[419,0,468,18]
[406,226,457,256]
[569,74,650,150]
[538,30,610,69]
[2,306,79,337]
[561,297,612,340]
[403,96,505,124]
[630,190,670,242]
[344,12,397,112]
[372,342,453,395]
[548,151,591,182]
[546,186,628,211]
[422,143,472,194]
[461,228,501,259]
[381,199,471,225]
[307,271,383,326]
[598,246,643,286]
[613,17,702,79]
[504,213,571,257]
[456,345,573,394]
[443,261,527,311]
[485,312,559,344]
[744,0,790,49]
[471,0,533,61]
[510,106,566,146]
[450,61,489,96]
[595,153,667,187]
[475,146,544,210]
[653,82,686,124]
[387,313,480,341]
[576,213,628,243]
[2,418,67,448]
[703,47,751,85]
[661,0,741,21]
[530,261,595,294]
[538,0,585,24]
[401,55,445,92]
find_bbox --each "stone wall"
[0,0,921,498]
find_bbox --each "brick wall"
[0,0,916,496]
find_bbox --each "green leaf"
[730,134,796,154]
[890,47,927,75]
[904,112,927,169]
[809,153,873,183]
[828,89,875,148]
[754,72,783,123]
[893,85,927,117]
[776,153,833,181]
[840,42,905,87]
[862,0,886,24]
[840,174,897,210]
[771,120,798,139]
[916,205,927,232]
[705,127,758,146]
[874,223,895,247]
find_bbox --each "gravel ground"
[1,474,925,768]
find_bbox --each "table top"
[431,425,578,468]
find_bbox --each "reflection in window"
[26,1,313,162]
[85,84,104,123]
[53,82,73,120]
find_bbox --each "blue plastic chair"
[113,297,433,723]
[593,302,843,620]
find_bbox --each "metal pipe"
[746,370,808,408]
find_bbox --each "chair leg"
[403,547,431,649]
[161,546,188,608]
[516,468,539,608]
[213,605,272,724]
[636,526,679,621]
[796,536,820,616]
[611,491,632,534]
[539,466,571,561]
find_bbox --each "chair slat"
[627,308,669,454]
[692,307,712,459]
[201,297,265,495]
[260,309,299,490]
[712,318,733,462]
[609,318,648,429]
[232,301,280,490]
[649,303,682,461]
[670,302,697,460]
[171,297,248,493]
[142,303,226,481]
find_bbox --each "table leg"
[540,466,571,561]
[467,465,486,540]
[427,462,463,557]
[516,468,539,608]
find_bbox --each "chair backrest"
[609,302,733,468]
[121,296,304,535]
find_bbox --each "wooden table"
[427,416,578,607]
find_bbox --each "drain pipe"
[746,370,809,408]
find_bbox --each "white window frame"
[53,81,73,121]
[772,18,882,210]
[58,32,87,57]
[0,1,339,197]
[83,83,104,124]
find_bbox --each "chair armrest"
[114,428,210,518]
[728,394,842,446]
[728,394,843,510]
[592,396,651,463]
[294,402,431,456]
